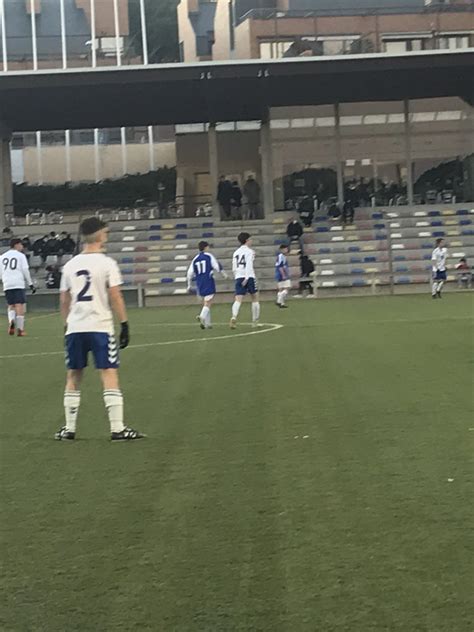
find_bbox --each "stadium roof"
[0,50,472,132]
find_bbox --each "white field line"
[0,323,284,360]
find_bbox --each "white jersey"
[1,249,32,290]
[432,247,448,272]
[60,253,122,334]
[232,245,256,280]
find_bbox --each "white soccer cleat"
[230,317,237,330]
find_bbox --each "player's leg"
[231,280,245,328]
[15,302,26,336]
[437,276,445,298]
[7,302,16,335]
[250,289,260,326]
[198,296,212,329]
[92,333,144,440]
[56,333,88,440]
[431,276,438,298]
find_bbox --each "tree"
[128,0,180,64]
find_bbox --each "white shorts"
[203,294,214,302]
[277,280,292,290]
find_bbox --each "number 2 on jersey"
[76,270,93,302]
[235,254,246,268]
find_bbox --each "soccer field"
[0,294,473,631]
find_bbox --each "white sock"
[64,391,81,433]
[281,289,288,304]
[200,305,210,324]
[432,281,438,295]
[252,302,260,322]
[437,281,444,293]
[16,315,25,330]
[205,310,212,328]
[103,390,125,433]
[8,309,15,324]
[232,301,241,319]
[277,291,283,305]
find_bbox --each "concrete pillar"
[0,126,13,230]
[404,99,414,205]
[334,103,344,207]
[208,123,219,216]
[260,117,274,217]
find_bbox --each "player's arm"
[210,254,227,279]
[243,251,254,284]
[107,260,129,349]
[60,290,71,325]
[21,254,35,292]
[186,262,194,291]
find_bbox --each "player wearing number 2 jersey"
[55,217,144,442]
[230,232,260,329]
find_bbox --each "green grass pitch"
[0,294,473,631]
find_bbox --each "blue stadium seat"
[176,223,187,229]
[149,235,161,241]
[364,256,376,262]
[372,213,383,219]
[120,257,134,263]
[375,233,387,240]
[351,268,365,274]
[397,277,411,284]
[422,243,433,248]
[374,223,385,229]
[431,221,442,227]
[352,280,368,286]
[202,232,214,238]
[348,246,360,252]
[395,266,408,272]
[462,229,474,235]
[316,226,329,232]
[149,225,161,230]
[121,269,134,275]
[459,219,472,226]
[456,209,468,215]
[319,248,331,254]
[175,234,187,239]
[428,211,440,216]
[433,231,445,237]
[394,256,406,261]
[161,278,174,283]
[203,222,214,228]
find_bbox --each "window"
[439,35,470,50]
[384,39,425,53]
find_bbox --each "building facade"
[178,0,474,62]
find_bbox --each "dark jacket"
[217,180,233,204]
[231,185,242,208]
[33,238,46,256]
[300,256,315,277]
[287,221,303,239]
[60,236,76,254]
[243,178,260,204]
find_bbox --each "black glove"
[119,321,130,349]
[29,284,37,294]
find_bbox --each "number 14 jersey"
[60,253,122,334]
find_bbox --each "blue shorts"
[65,332,119,370]
[5,289,26,305]
[435,270,447,281]
[197,280,216,298]
[235,277,258,296]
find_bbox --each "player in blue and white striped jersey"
[187,241,227,329]
[275,244,291,308]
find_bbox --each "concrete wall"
[213,0,233,60]
[176,130,261,200]
[177,0,200,62]
[17,142,176,184]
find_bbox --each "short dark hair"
[80,217,107,237]
[10,238,22,248]
[238,232,251,245]
[198,240,209,252]
[460,257,467,263]
[279,244,288,251]
[436,238,444,246]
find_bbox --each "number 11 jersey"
[60,253,122,334]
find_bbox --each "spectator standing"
[299,195,314,227]
[342,199,355,225]
[33,235,48,263]
[286,217,304,253]
[230,181,243,220]
[217,176,233,221]
[243,175,261,220]
[46,265,62,289]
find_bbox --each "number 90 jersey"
[60,253,122,335]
